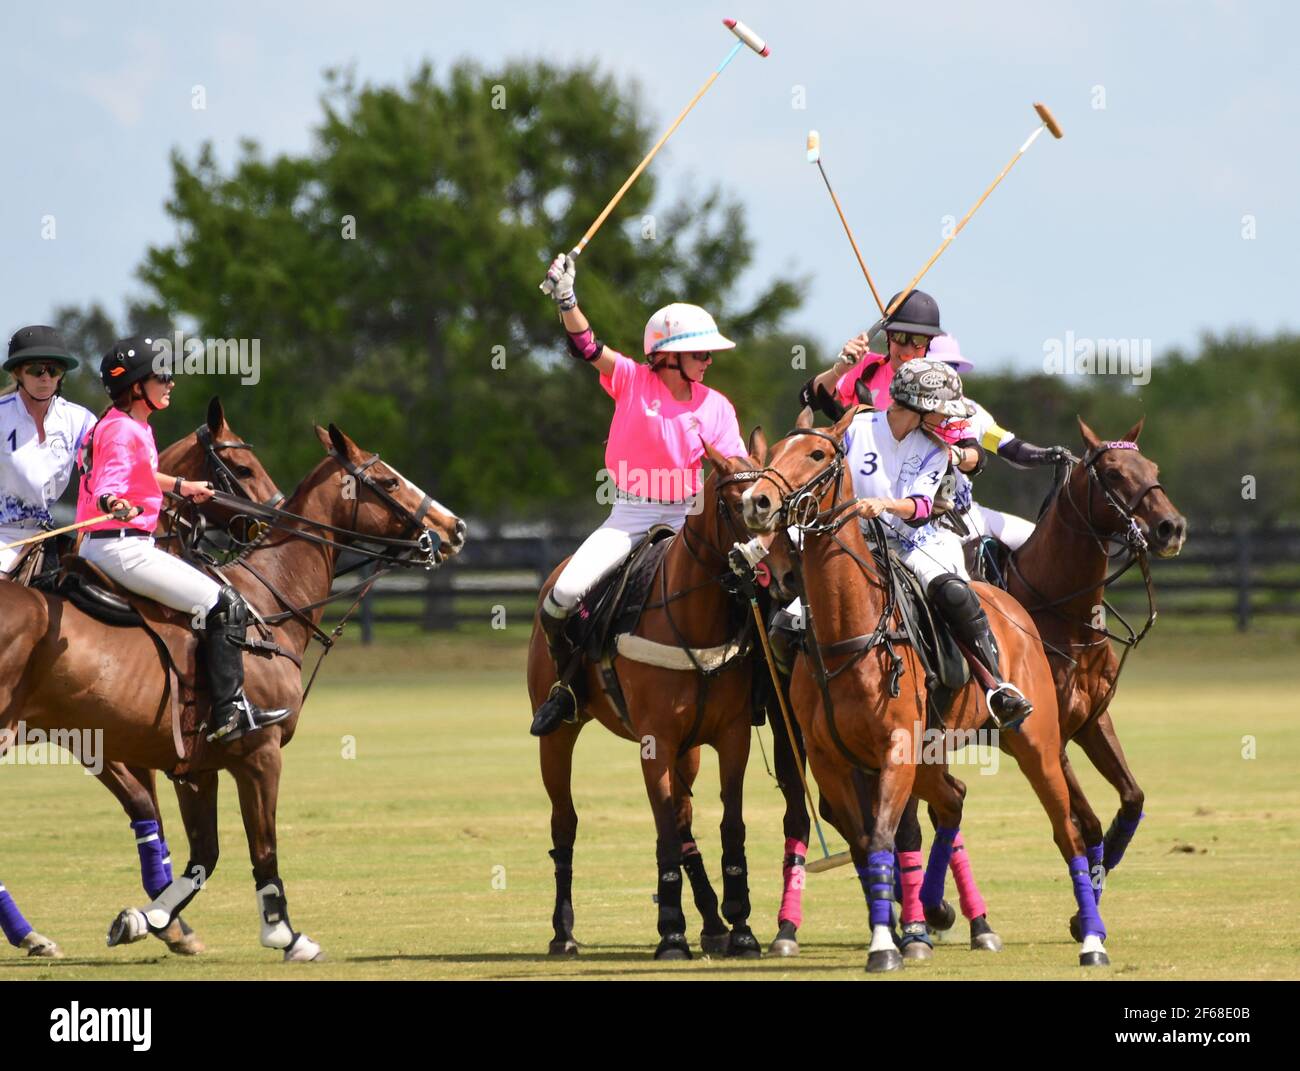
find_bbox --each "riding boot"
[202,586,292,744]
[927,573,1033,731]
[531,594,580,737]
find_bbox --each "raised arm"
[542,254,618,378]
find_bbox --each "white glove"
[541,253,577,310]
[835,331,872,369]
[731,536,770,571]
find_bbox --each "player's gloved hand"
[541,253,577,310]
[1045,445,1078,465]
[724,538,769,598]
[798,376,846,421]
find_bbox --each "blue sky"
[1,1,1294,372]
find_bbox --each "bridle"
[1009,440,1165,719]
[196,424,286,510]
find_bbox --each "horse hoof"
[156,919,205,956]
[866,948,903,973]
[768,920,799,957]
[699,930,730,955]
[106,909,149,947]
[654,934,692,961]
[726,929,762,959]
[970,915,1002,952]
[901,940,933,961]
[283,934,324,962]
[1079,950,1110,968]
[20,932,63,959]
[1068,913,1083,942]
[548,938,579,956]
[923,899,956,932]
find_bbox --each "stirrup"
[984,683,1032,732]
[530,681,578,737]
[207,697,292,744]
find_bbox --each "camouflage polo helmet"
[889,358,976,419]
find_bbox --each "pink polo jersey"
[76,407,163,532]
[599,351,747,501]
[835,353,895,411]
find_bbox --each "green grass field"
[2,624,1298,981]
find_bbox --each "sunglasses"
[888,332,931,349]
[21,362,65,379]
[152,372,175,386]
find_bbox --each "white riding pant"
[895,527,969,591]
[962,503,1035,551]
[0,524,41,575]
[79,534,222,616]
[550,499,691,613]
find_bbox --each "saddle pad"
[884,546,970,708]
[572,525,677,663]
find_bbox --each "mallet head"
[806,130,821,164]
[724,17,771,57]
[1034,102,1063,138]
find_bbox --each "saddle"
[33,557,217,780]
[568,524,677,663]
[880,542,970,728]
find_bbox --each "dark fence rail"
[326,522,1300,641]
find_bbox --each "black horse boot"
[927,573,1033,731]
[531,595,579,737]
[203,586,292,743]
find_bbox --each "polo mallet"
[873,102,1064,330]
[806,130,885,316]
[747,596,850,873]
[541,17,770,288]
[0,514,114,554]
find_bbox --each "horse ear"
[206,396,224,434]
[796,405,815,430]
[314,424,332,452]
[1124,416,1145,443]
[327,423,356,460]
[747,425,768,465]
[1077,416,1101,450]
[701,436,730,473]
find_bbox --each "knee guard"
[927,573,986,629]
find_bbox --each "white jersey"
[948,399,1015,515]
[0,393,97,528]
[842,410,948,550]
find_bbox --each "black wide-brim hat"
[5,324,79,372]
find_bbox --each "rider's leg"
[531,501,682,736]
[976,506,1035,552]
[79,536,289,743]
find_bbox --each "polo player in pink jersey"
[530,253,748,736]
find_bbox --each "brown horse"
[0,397,282,960]
[529,430,779,960]
[743,414,1111,971]
[0,423,464,960]
[1005,417,1185,933]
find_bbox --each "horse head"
[1073,417,1186,559]
[699,426,770,546]
[313,423,467,566]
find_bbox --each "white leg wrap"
[868,922,896,954]
[144,873,204,931]
[1081,933,1106,955]
[257,882,296,949]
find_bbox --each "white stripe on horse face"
[383,459,456,520]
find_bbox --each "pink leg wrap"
[949,833,987,919]
[779,837,808,927]
[897,850,925,924]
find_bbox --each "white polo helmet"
[642,303,735,360]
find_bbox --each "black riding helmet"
[100,335,164,398]
[882,290,942,337]
[5,325,78,372]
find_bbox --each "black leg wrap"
[681,847,723,927]
[720,853,752,927]
[549,847,575,940]
[655,845,686,941]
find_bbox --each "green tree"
[131,61,803,523]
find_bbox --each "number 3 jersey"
[842,410,949,549]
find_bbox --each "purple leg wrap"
[1069,855,1106,940]
[1086,842,1105,904]
[1103,812,1144,872]
[0,883,33,947]
[132,820,170,900]
[858,851,895,928]
[921,826,958,909]
[159,839,175,885]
